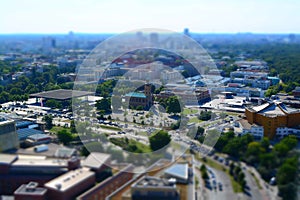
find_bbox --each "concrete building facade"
[0,119,19,152]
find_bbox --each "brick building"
[245,101,300,139]
[124,84,153,109]
[77,164,134,200]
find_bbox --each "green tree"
[57,129,73,145]
[166,96,181,114]
[149,130,171,151]
[96,98,111,113]
[46,99,61,109]
[260,137,270,151]
[198,110,212,121]
[43,115,53,130]
[277,156,298,185]
[274,143,289,157]
[200,164,209,180]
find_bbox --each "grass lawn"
[188,117,202,123]
[137,131,148,136]
[109,137,151,153]
[50,126,71,134]
[183,108,198,115]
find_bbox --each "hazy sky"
[1,0,300,34]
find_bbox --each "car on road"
[212,179,217,190]
[218,182,223,191]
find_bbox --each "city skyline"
[1,0,300,34]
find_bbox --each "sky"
[1,0,300,34]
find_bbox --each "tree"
[281,135,297,150]
[274,143,289,157]
[96,98,111,113]
[57,129,73,145]
[166,96,181,114]
[200,164,209,180]
[278,183,297,200]
[46,99,61,109]
[70,120,77,133]
[214,131,234,152]
[276,156,298,200]
[246,142,265,156]
[149,130,171,151]
[259,152,277,170]
[43,115,53,130]
[196,126,205,138]
[277,156,298,185]
[136,105,144,110]
[260,137,270,151]
[198,110,212,121]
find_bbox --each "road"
[194,160,236,200]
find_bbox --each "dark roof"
[30,89,93,100]
[17,128,44,140]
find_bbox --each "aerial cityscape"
[0,1,299,200]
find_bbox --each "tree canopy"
[149,130,171,151]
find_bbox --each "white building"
[276,127,300,139]
[235,119,264,139]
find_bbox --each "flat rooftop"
[17,128,45,140]
[30,89,94,100]
[27,133,51,141]
[0,119,14,126]
[164,163,188,181]
[0,154,18,165]
[133,176,176,188]
[82,152,111,169]
[45,167,94,192]
[14,182,47,195]
[12,154,68,168]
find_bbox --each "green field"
[109,137,151,153]
[50,126,71,134]
[183,108,199,115]
[188,117,202,123]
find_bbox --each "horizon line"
[0,32,299,35]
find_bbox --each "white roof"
[45,167,94,191]
[82,152,111,169]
